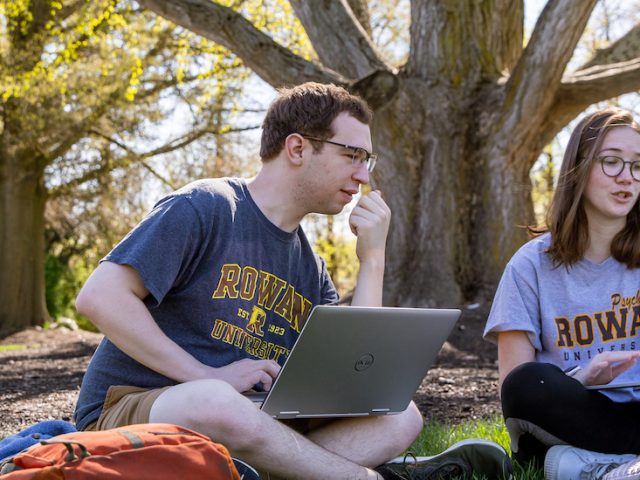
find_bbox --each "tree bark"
[0,122,50,336]
[372,78,536,306]
[289,0,388,78]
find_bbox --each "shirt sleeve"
[317,256,339,305]
[103,195,206,306]
[483,247,543,351]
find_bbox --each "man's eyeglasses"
[599,156,640,182]
[301,135,377,173]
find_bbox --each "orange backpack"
[0,423,240,479]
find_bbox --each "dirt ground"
[0,303,500,439]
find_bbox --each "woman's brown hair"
[529,107,640,267]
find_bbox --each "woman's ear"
[284,133,305,166]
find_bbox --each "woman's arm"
[497,330,536,393]
[572,351,640,386]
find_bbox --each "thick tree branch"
[533,58,640,152]
[137,0,346,88]
[407,1,523,83]
[289,0,391,78]
[500,0,597,150]
[491,0,525,74]
[536,22,640,142]
[560,58,640,109]
[581,23,640,69]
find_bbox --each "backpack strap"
[40,440,91,462]
[117,430,144,449]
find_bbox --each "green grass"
[0,415,544,478]
[410,415,544,480]
[0,344,27,352]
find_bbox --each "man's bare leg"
[305,402,424,467]
[149,379,385,480]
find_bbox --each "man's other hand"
[349,190,391,263]
[212,358,281,392]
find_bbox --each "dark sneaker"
[232,457,261,480]
[544,446,636,480]
[376,438,513,479]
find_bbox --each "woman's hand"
[573,351,640,386]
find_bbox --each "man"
[74,82,509,479]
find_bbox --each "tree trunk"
[374,78,534,307]
[0,128,50,337]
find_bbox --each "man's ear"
[284,133,305,166]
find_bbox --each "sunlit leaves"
[2,0,34,36]
[124,56,142,100]
[1,0,260,280]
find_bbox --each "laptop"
[245,305,460,419]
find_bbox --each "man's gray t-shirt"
[484,232,640,403]
[74,178,338,430]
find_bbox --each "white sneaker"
[544,445,636,480]
[603,457,640,480]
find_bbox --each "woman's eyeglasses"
[599,156,640,181]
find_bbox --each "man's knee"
[150,379,263,441]
[384,401,424,454]
[400,401,425,442]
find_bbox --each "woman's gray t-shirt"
[484,232,640,403]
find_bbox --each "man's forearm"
[350,257,385,307]
[88,296,211,383]
[77,262,212,383]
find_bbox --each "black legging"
[501,362,640,465]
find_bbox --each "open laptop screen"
[248,305,460,419]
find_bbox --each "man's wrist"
[358,254,385,271]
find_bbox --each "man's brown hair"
[260,82,372,161]
[530,107,640,267]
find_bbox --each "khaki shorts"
[84,385,172,431]
[84,385,334,434]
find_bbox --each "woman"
[484,107,640,480]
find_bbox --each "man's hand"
[212,358,281,393]
[349,190,391,306]
[573,351,640,386]
[349,190,391,262]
